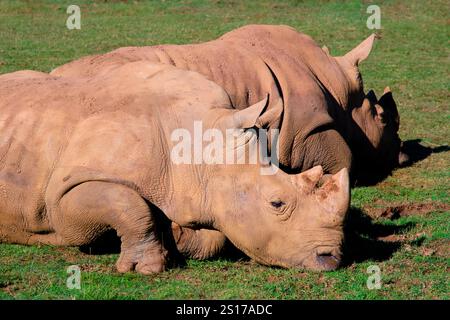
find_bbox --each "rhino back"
[1,62,233,231]
[50,25,351,170]
[51,41,281,112]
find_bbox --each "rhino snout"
[298,248,342,271]
[315,252,341,271]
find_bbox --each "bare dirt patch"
[421,239,450,258]
[377,232,426,243]
[1,283,18,296]
[364,202,450,220]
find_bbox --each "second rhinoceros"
[0,62,350,273]
[52,24,403,185]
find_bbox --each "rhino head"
[324,37,406,183]
[197,99,350,271]
[327,34,377,111]
[350,87,403,184]
[209,165,349,271]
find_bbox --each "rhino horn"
[344,34,376,66]
[315,168,350,222]
[291,165,323,194]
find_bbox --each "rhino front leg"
[53,181,168,274]
[172,223,227,260]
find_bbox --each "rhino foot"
[117,243,168,274]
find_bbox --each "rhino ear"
[360,95,373,112]
[366,89,377,103]
[291,166,324,194]
[231,96,268,129]
[220,94,283,132]
[256,97,283,128]
[315,168,350,222]
[230,95,282,129]
[374,104,385,122]
[344,34,376,66]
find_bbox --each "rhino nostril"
[318,252,332,256]
[316,252,340,270]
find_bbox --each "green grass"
[0,0,448,299]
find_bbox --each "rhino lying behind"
[52,24,403,185]
[0,62,350,273]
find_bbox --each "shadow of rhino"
[341,207,415,266]
[398,139,449,167]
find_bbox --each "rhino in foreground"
[0,62,350,273]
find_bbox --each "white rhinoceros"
[0,62,350,273]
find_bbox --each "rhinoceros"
[0,61,350,273]
[50,24,402,260]
[52,24,403,185]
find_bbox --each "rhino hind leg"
[52,181,169,274]
[0,225,62,245]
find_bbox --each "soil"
[364,202,450,220]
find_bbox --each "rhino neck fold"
[162,161,216,230]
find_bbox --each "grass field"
[0,0,448,299]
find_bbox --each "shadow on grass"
[399,139,449,167]
[79,230,121,255]
[354,139,449,187]
[341,207,414,266]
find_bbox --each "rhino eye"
[270,200,285,209]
